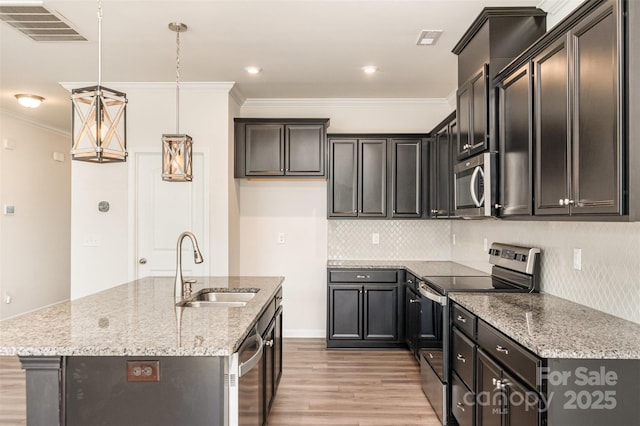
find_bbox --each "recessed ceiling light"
[416,30,443,46]
[362,66,378,74]
[245,66,262,75]
[15,94,44,108]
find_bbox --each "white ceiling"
[0,0,545,132]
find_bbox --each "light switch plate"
[573,248,582,270]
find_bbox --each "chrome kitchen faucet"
[174,231,204,301]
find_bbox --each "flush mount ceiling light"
[245,66,262,75]
[70,0,127,163]
[15,94,44,108]
[416,30,443,46]
[362,65,378,74]
[162,22,193,182]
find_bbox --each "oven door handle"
[470,165,485,208]
[417,281,447,306]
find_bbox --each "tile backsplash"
[452,220,640,324]
[327,220,451,260]
[328,219,640,324]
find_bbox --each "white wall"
[0,112,71,319]
[238,98,452,337]
[69,82,238,299]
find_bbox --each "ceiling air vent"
[0,5,86,41]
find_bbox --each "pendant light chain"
[175,26,181,134]
[97,0,103,86]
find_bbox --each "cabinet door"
[328,284,362,339]
[457,65,489,160]
[359,139,387,217]
[469,64,489,156]
[263,320,275,421]
[534,36,571,215]
[328,139,358,217]
[498,63,533,216]
[477,350,504,426]
[274,308,283,391]
[456,83,472,159]
[391,139,422,218]
[245,124,284,176]
[285,124,325,176]
[363,284,397,340]
[430,123,453,218]
[570,2,621,215]
[503,369,540,426]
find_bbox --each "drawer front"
[420,353,444,424]
[329,270,397,283]
[451,372,474,426]
[452,328,476,390]
[452,303,477,338]
[477,320,540,389]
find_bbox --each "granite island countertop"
[450,292,640,360]
[0,276,283,357]
[327,260,488,278]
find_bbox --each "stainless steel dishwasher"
[229,326,264,426]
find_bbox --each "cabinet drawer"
[329,270,397,283]
[452,303,477,338]
[452,328,476,390]
[451,372,474,426]
[477,320,541,389]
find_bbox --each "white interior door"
[135,152,208,279]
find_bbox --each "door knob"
[138,258,147,264]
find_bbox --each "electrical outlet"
[127,360,160,382]
[372,233,380,245]
[573,248,582,271]
[3,292,11,304]
[483,238,488,252]
[277,233,285,245]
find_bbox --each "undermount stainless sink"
[177,289,258,307]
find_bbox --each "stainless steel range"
[418,242,541,425]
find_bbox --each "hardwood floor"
[0,339,439,426]
[269,339,439,425]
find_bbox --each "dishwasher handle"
[417,281,447,306]
[238,328,264,377]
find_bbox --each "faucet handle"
[183,279,197,297]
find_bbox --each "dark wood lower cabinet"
[326,269,404,349]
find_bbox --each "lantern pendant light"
[71,0,127,163]
[162,22,193,182]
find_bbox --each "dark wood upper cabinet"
[428,112,456,219]
[358,139,387,217]
[533,0,622,216]
[328,134,426,219]
[234,118,329,178]
[328,139,358,217]
[390,138,422,218]
[453,8,546,161]
[533,36,571,216]
[497,63,533,216]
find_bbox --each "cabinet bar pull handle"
[456,315,467,323]
[496,345,509,355]
[456,354,466,363]
[410,299,419,304]
[456,402,465,412]
[356,275,370,279]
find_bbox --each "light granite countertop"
[450,292,640,360]
[0,276,283,357]
[327,260,488,278]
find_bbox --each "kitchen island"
[0,275,284,426]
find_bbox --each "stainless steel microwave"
[453,152,496,218]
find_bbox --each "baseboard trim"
[283,329,326,338]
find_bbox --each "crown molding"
[242,98,450,108]
[59,82,236,92]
